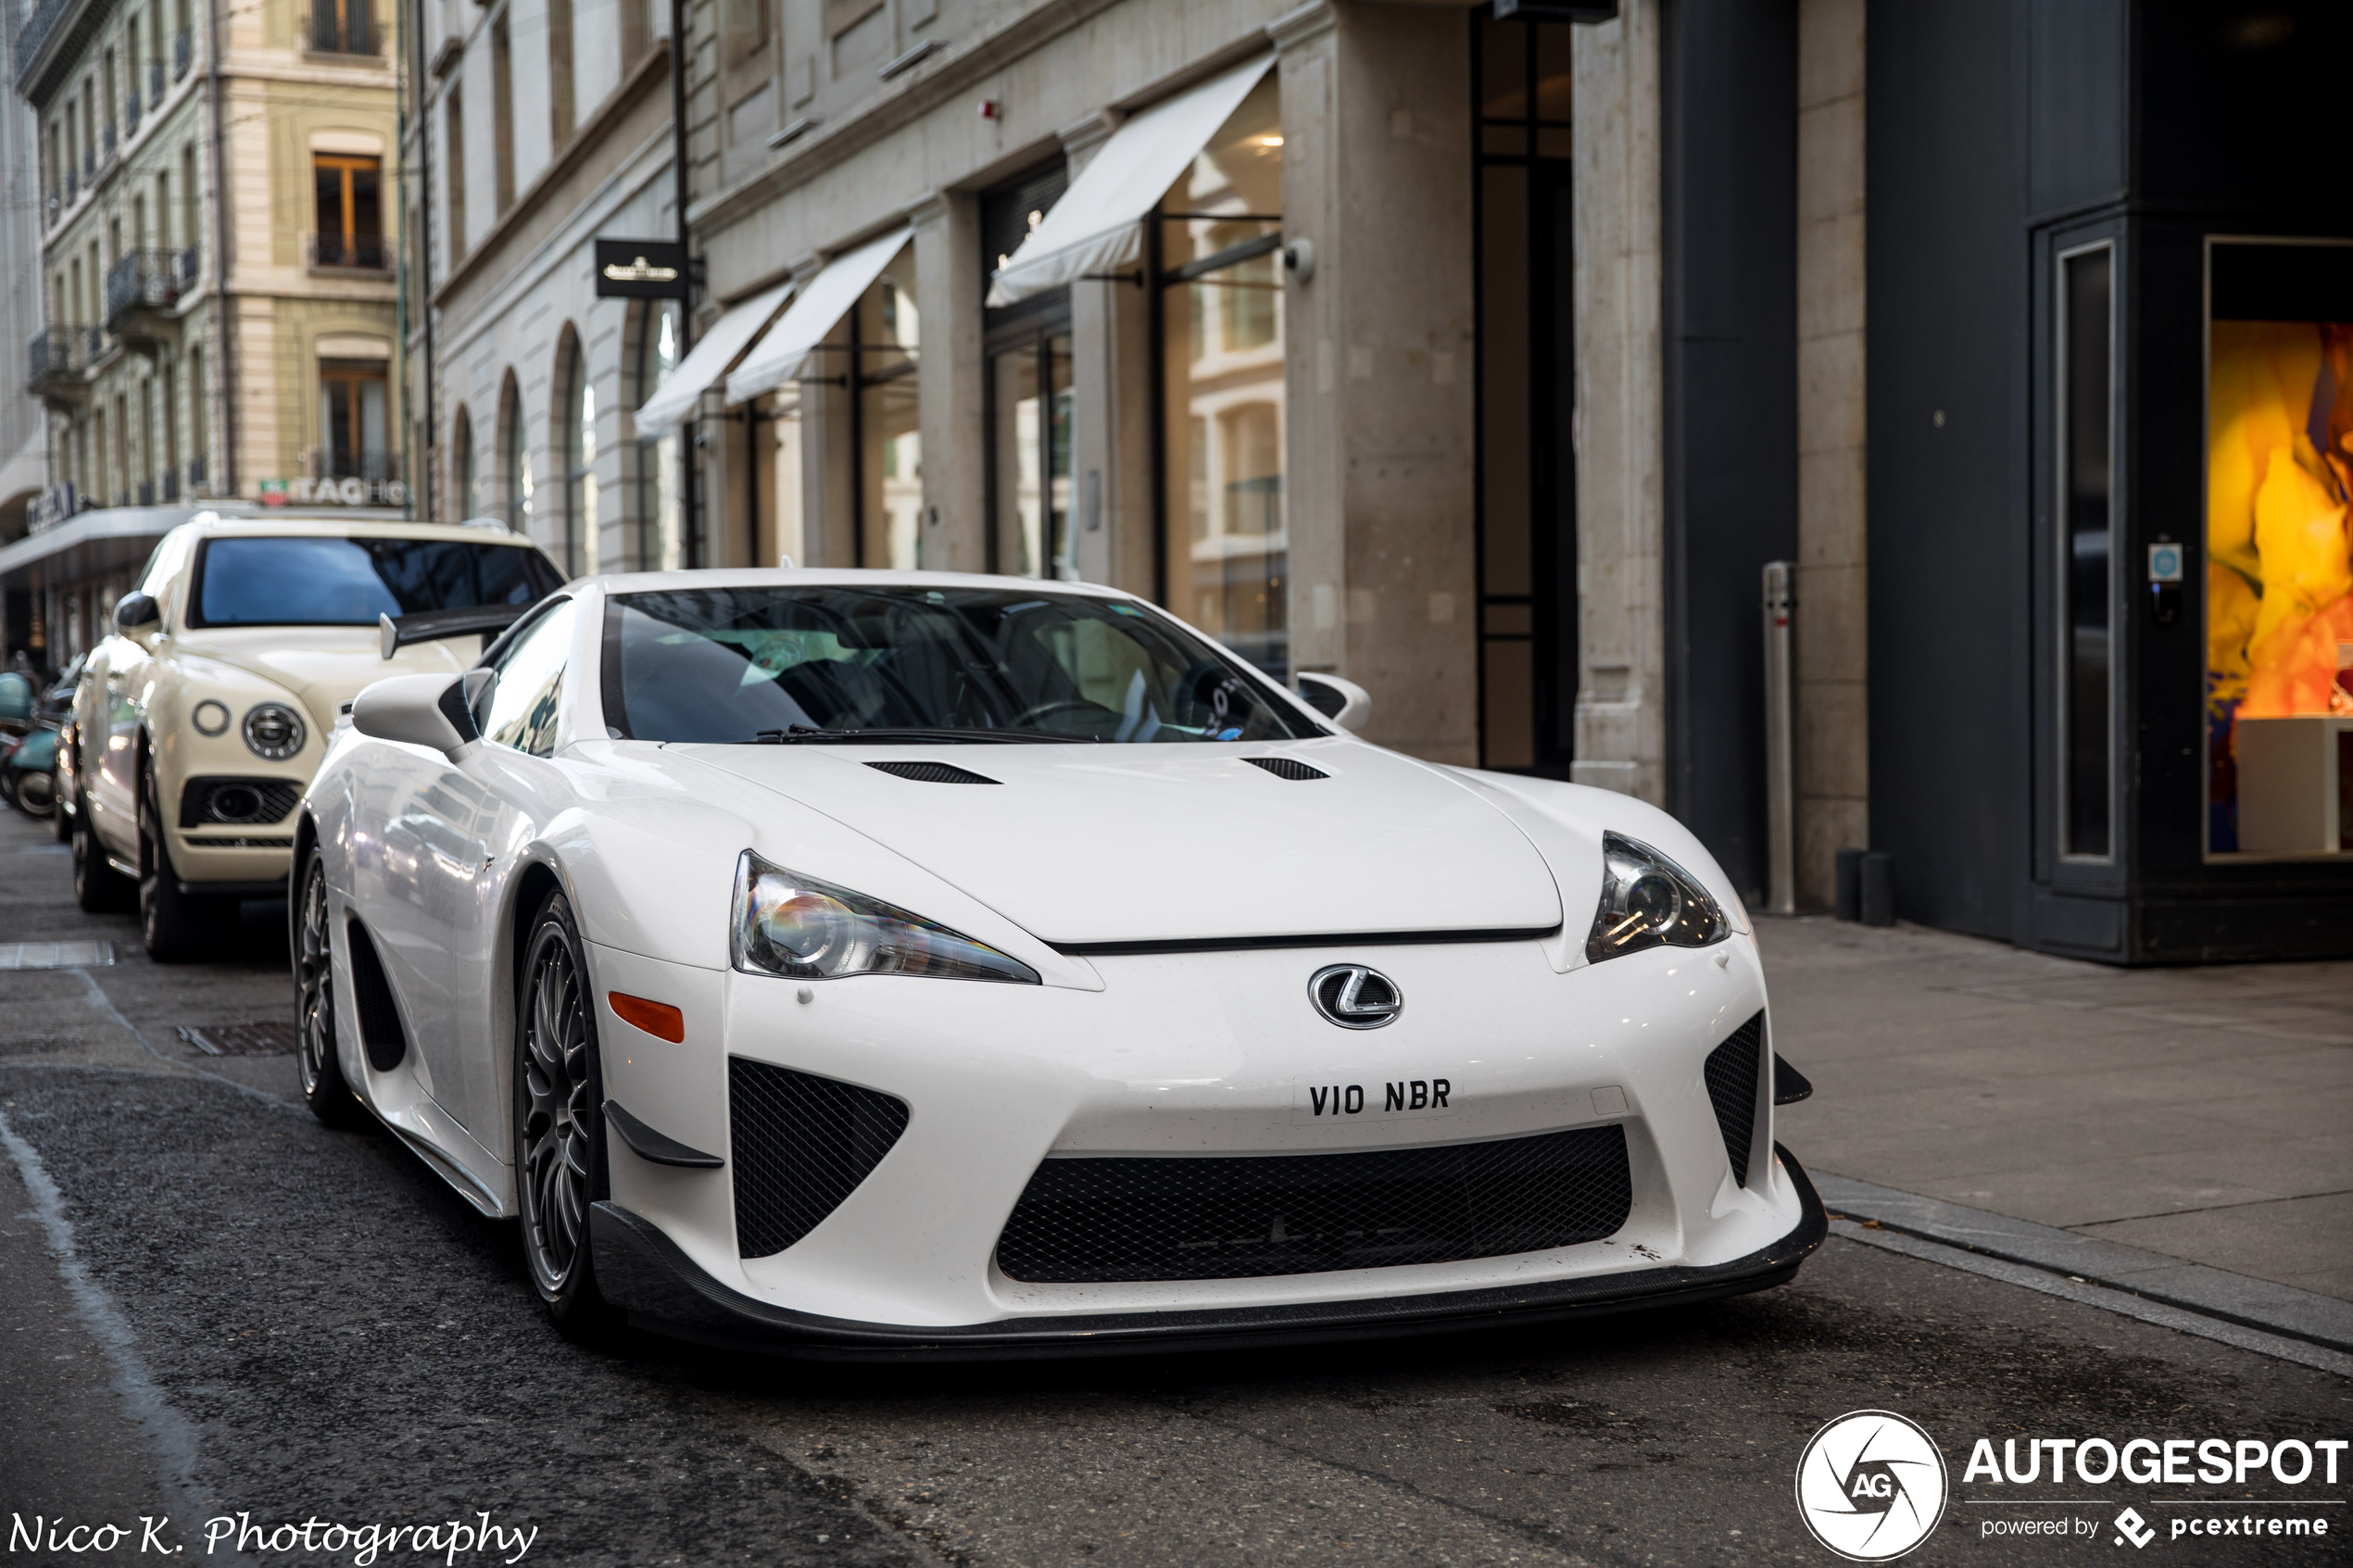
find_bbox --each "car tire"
[139,765,231,962]
[295,848,366,1128]
[515,886,616,1336]
[11,766,57,819]
[71,790,135,912]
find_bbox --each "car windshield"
[191,536,565,627]
[607,585,1324,744]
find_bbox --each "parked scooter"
[0,660,75,819]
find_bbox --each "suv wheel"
[71,790,135,912]
[139,765,232,961]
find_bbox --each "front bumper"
[590,1144,1826,1361]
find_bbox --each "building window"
[547,0,575,147]
[320,361,390,479]
[490,13,515,214]
[561,336,597,575]
[983,160,1074,580]
[2058,244,2114,859]
[310,0,375,55]
[502,379,533,535]
[854,253,922,569]
[1156,72,1286,678]
[453,405,474,515]
[444,89,468,257]
[636,302,682,570]
[312,154,384,270]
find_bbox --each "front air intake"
[728,1059,911,1259]
[1703,1010,1768,1186]
[996,1125,1632,1283]
[344,920,407,1073]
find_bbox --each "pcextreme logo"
[1795,1410,1951,1562]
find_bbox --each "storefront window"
[503,382,533,537]
[635,302,681,570]
[1158,74,1285,678]
[2059,245,2113,859]
[2204,243,2353,856]
[563,337,598,575]
[855,250,921,570]
[984,160,1074,578]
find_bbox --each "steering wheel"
[1008,697,1106,733]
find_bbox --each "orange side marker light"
[608,992,686,1043]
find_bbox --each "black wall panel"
[1660,0,1798,903]
[1865,0,2027,940]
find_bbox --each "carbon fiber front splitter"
[587,1144,1828,1362]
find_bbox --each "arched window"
[635,300,681,570]
[500,376,533,538]
[451,405,473,516]
[560,333,597,575]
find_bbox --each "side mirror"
[350,673,483,761]
[114,593,160,633]
[1295,671,1371,734]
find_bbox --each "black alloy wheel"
[71,788,135,912]
[515,888,612,1332]
[139,762,230,961]
[295,848,365,1127]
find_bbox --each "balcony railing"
[125,93,139,137]
[29,326,101,385]
[105,249,184,328]
[308,232,390,271]
[174,29,192,80]
[307,448,403,483]
[308,10,379,56]
[149,61,164,107]
[187,455,207,487]
[102,119,115,156]
[81,146,92,178]
[161,470,180,501]
[176,245,200,291]
[14,0,78,88]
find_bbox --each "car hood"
[682,740,1566,946]
[172,627,478,737]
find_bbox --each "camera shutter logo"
[1794,1410,1949,1562]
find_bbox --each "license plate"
[1290,1074,1456,1126]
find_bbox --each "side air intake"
[729,1059,911,1258]
[344,919,408,1073]
[863,760,1000,784]
[1703,1010,1768,1186]
[1243,757,1329,781]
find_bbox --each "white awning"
[724,228,911,406]
[986,55,1275,307]
[633,281,794,436]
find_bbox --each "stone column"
[1795,0,1868,906]
[1277,0,1478,762]
[1570,0,1666,805]
[911,194,986,572]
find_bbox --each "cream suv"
[68,515,565,960]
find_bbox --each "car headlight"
[731,852,1039,984]
[243,702,307,760]
[1585,832,1729,962]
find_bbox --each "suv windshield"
[607,585,1324,744]
[191,536,564,627]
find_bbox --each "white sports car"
[300,569,1823,1356]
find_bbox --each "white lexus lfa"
[296,569,1823,1356]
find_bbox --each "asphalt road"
[1,805,2346,1567]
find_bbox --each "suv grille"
[1703,1011,1768,1186]
[996,1125,1632,1284]
[729,1059,910,1259]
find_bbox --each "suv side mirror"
[1295,671,1371,733]
[114,592,160,633]
[351,673,483,761]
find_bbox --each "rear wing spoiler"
[380,604,533,659]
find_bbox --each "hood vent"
[864,760,1000,784]
[1244,757,1328,781]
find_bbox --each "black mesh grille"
[729,1059,911,1259]
[1704,1011,1767,1187]
[1243,757,1329,781]
[344,920,407,1072]
[996,1125,1632,1284]
[863,760,1000,784]
[180,776,303,827]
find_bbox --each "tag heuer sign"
[596,239,689,298]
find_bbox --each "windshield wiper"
[748,724,1088,745]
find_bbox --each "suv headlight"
[1585,832,1729,962]
[731,852,1039,984]
[243,702,307,760]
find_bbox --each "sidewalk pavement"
[1762,915,2353,1304]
